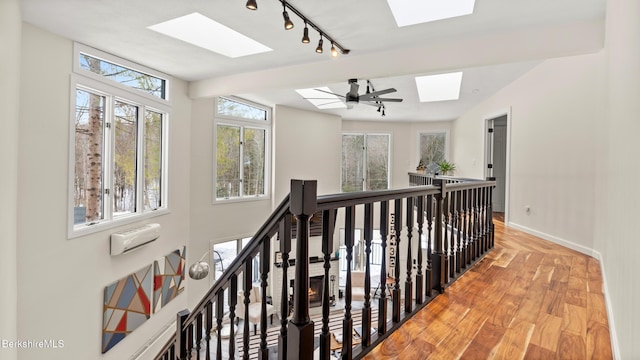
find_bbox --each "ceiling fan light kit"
[246,0,350,57]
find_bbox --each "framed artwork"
[102,264,153,353]
[153,246,186,313]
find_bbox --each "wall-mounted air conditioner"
[110,223,160,256]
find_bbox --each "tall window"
[341,133,390,192]
[70,44,170,237]
[419,132,447,174]
[214,97,270,201]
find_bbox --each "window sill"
[212,195,271,205]
[68,208,170,240]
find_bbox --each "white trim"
[506,221,620,359]
[73,42,172,105]
[483,108,511,224]
[129,319,176,360]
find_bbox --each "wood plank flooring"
[363,215,613,360]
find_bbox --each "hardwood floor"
[363,216,613,360]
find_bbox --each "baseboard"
[507,222,598,258]
[129,320,176,360]
[507,221,621,359]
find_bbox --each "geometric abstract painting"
[102,264,152,353]
[153,246,186,313]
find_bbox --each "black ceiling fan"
[306,78,403,116]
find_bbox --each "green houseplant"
[437,160,456,175]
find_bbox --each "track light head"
[331,43,338,58]
[302,23,310,43]
[316,37,323,53]
[283,6,294,30]
[246,0,257,10]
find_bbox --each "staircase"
[155,175,495,360]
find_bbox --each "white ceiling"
[20,0,606,122]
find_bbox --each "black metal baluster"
[259,238,270,360]
[425,194,433,297]
[229,275,237,360]
[205,301,212,360]
[320,209,336,359]
[377,201,389,334]
[404,197,414,313]
[415,195,424,305]
[216,290,224,360]
[393,198,403,321]
[342,205,355,359]
[278,214,291,360]
[242,260,252,360]
[195,312,203,360]
[362,203,373,347]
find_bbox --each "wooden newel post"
[287,179,317,360]
[176,309,190,360]
[432,178,446,294]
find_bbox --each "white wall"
[595,0,640,358]
[187,98,274,308]
[0,0,21,359]
[16,24,192,360]
[452,53,604,254]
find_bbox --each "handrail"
[155,176,496,360]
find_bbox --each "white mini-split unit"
[110,223,161,256]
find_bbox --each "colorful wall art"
[102,264,153,353]
[153,247,186,313]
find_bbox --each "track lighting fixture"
[245,0,350,57]
[331,42,338,58]
[246,0,257,10]
[316,36,323,53]
[282,5,294,30]
[302,22,310,43]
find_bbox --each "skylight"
[295,88,347,109]
[386,0,476,27]
[148,13,272,58]
[415,72,463,102]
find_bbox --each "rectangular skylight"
[386,0,476,27]
[415,72,463,102]
[148,12,272,58]
[295,88,347,109]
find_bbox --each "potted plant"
[416,159,426,173]
[437,160,456,175]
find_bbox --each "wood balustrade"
[155,175,495,360]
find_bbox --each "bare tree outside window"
[342,133,390,192]
[419,133,446,174]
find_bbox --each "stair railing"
[155,176,495,360]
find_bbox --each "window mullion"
[362,135,367,191]
[104,97,114,222]
[239,126,245,198]
[136,105,146,215]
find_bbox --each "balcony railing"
[156,175,495,360]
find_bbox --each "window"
[341,133,390,192]
[70,44,170,237]
[419,132,447,174]
[214,97,271,202]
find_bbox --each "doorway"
[485,113,509,222]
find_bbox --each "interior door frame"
[483,108,511,225]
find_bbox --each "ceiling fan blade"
[313,88,345,98]
[365,97,403,102]
[360,88,397,99]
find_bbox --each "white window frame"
[341,132,392,192]
[68,44,171,239]
[213,96,271,204]
[417,130,450,173]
